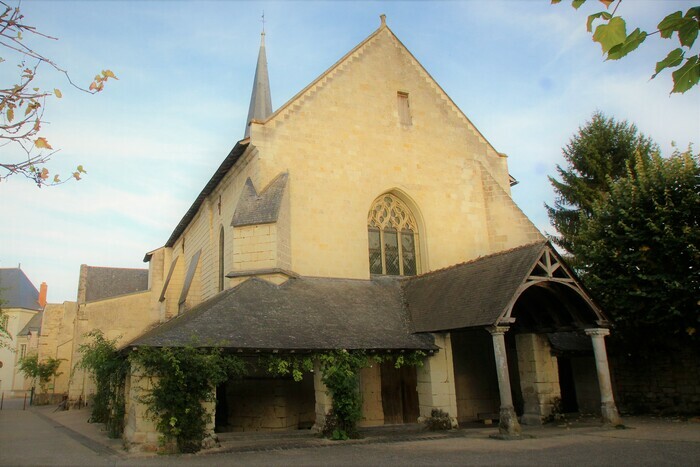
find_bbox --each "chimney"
[38,282,48,308]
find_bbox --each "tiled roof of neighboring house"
[231,172,288,227]
[403,242,547,333]
[131,276,436,352]
[0,268,41,311]
[84,266,149,303]
[17,311,42,336]
[163,141,250,248]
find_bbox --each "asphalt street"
[1,398,699,466]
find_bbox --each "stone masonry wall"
[610,346,700,415]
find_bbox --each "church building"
[120,16,621,450]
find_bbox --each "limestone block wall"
[515,333,561,424]
[37,301,77,395]
[480,165,544,253]
[123,363,160,452]
[570,355,601,414]
[358,364,385,427]
[168,147,259,307]
[250,26,543,281]
[610,347,700,414]
[451,330,500,422]
[223,377,315,431]
[68,291,153,402]
[160,248,184,321]
[313,360,333,431]
[232,224,278,272]
[275,186,292,270]
[416,333,458,426]
[183,255,203,312]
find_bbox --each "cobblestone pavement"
[1,399,699,466]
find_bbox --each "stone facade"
[30,18,627,452]
[515,333,561,425]
[611,347,700,415]
[2,309,37,393]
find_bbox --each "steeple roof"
[244,32,272,137]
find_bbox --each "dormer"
[227,172,292,287]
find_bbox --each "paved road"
[1,400,699,466]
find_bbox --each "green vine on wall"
[266,349,426,440]
[129,346,247,453]
[76,330,129,438]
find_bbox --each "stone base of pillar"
[601,402,622,426]
[520,413,543,426]
[498,406,521,436]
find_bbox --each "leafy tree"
[76,330,129,437]
[573,148,699,347]
[0,1,116,186]
[546,111,656,253]
[18,353,63,394]
[553,0,700,93]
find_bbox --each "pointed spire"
[244,17,272,138]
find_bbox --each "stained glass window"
[367,194,419,276]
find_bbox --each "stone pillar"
[585,328,622,426]
[312,360,333,433]
[123,362,160,453]
[201,388,219,449]
[415,333,458,428]
[516,333,561,425]
[488,326,521,436]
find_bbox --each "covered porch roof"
[404,242,608,334]
[130,276,436,352]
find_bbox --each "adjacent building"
[0,268,46,394]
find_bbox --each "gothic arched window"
[368,194,419,276]
[218,226,225,292]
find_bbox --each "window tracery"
[368,194,419,276]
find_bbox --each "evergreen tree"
[574,148,699,347]
[546,112,657,252]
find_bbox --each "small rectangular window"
[20,344,27,359]
[397,92,412,126]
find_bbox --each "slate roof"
[84,266,149,303]
[18,311,42,336]
[163,142,249,249]
[231,173,288,227]
[131,276,435,352]
[404,242,547,333]
[0,268,41,311]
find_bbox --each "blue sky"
[1,0,698,303]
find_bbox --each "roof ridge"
[260,22,388,128]
[85,265,148,272]
[407,241,547,282]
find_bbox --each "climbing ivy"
[76,330,129,438]
[129,346,247,453]
[266,349,426,440]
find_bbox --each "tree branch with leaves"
[553,0,700,94]
[0,1,116,186]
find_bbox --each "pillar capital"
[585,328,610,338]
[487,325,510,336]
